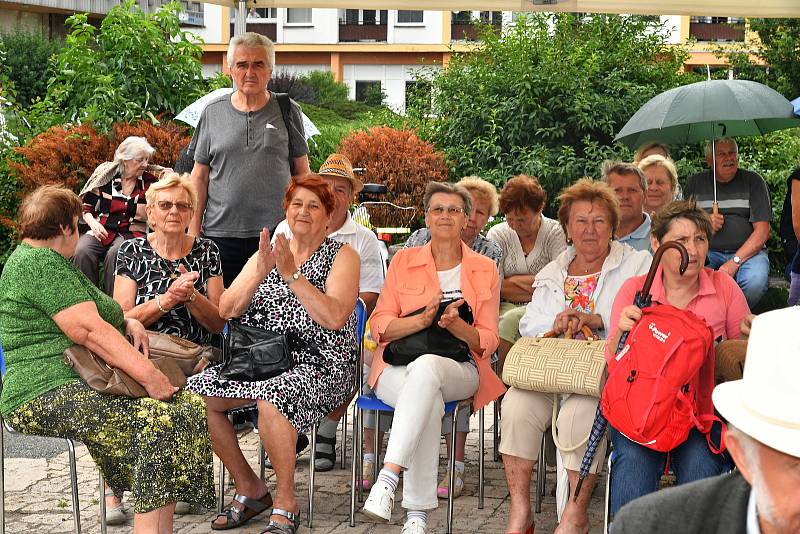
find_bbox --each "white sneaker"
[401,517,428,534]
[361,479,395,522]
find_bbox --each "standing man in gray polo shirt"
[189,32,310,286]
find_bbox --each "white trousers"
[374,354,479,510]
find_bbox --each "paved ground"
[1,403,608,533]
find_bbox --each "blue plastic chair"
[348,343,486,533]
[0,343,107,534]
[306,297,367,527]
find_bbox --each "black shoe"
[264,434,310,469]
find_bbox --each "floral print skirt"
[5,381,215,513]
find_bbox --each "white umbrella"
[175,87,320,142]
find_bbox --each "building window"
[397,10,423,24]
[286,8,312,24]
[356,81,382,104]
[452,11,472,24]
[340,9,386,25]
[479,11,502,24]
[248,7,277,19]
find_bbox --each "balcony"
[450,22,501,42]
[231,22,277,41]
[689,21,745,42]
[338,23,387,42]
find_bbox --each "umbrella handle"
[712,202,719,216]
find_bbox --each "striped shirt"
[81,172,156,246]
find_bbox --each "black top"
[779,166,800,244]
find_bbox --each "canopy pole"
[712,136,718,215]
[234,0,246,36]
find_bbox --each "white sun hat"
[713,307,800,458]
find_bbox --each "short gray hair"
[633,141,670,164]
[114,136,154,163]
[704,137,738,159]
[423,181,473,216]
[601,160,646,191]
[227,32,275,70]
[457,176,499,215]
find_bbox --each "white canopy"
[203,0,800,18]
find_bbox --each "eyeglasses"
[129,156,150,163]
[428,205,465,216]
[156,201,193,212]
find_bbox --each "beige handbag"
[501,326,607,398]
[63,345,187,398]
[63,331,220,397]
[146,330,221,376]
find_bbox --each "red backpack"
[601,304,724,453]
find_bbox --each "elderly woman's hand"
[417,292,442,330]
[88,218,109,242]
[124,318,150,357]
[273,233,298,281]
[740,313,755,339]
[254,228,276,277]
[165,264,200,307]
[617,305,643,333]
[142,367,179,401]
[553,308,603,336]
[438,298,465,329]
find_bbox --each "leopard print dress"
[186,238,357,433]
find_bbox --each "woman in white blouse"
[487,174,566,372]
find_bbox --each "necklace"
[150,235,188,280]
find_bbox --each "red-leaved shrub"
[338,126,448,227]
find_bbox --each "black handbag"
[383,299,474,366]
[219,320,294,381]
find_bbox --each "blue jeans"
[608,426,729,517]
[706,249,769,309]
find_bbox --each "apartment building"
[190,9,755,112]
[0,0,204,37]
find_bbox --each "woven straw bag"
[502,326,607,398]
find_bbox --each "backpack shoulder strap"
[274,92,297,162]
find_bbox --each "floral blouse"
[564,272,601,338]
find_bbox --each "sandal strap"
[271,508,299,524]
[233,493,270,514]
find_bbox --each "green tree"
[748,18,800,99]
[45,0,204,131]
[0,30,63,107]
[419,13,696,198]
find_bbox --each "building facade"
[190,9,755,112]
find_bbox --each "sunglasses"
[156,201,193,212]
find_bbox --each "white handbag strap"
[550,394,591,453]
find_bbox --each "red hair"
[282,173,336,215]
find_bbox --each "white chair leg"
[535,432,546,513]
[604,453,613,534]
[308,425,317,528]
[446,405,459,534]
[98,472,107,534]
[1,420,5,534]
[478,406,485,510]
[66,439,81,534]
[217,457,226,513]
[349,406,360,527]
[340,409,348,469]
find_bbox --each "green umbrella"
[614,79,800,209]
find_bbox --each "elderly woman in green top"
[0,185,215,534]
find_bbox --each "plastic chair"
[348,352,486,533]
[216,299,367,529]
[0,343,107,534]
[306,298,367,528]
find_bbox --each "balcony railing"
[231,22,277,41]
[451,22,501,42]
[338,23,387,42]
[689,22,745,42]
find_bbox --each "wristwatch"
[286,270,302,285]
[733,255,742,265]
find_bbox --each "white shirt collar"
[328,212,357,238]
[747,487,761,534]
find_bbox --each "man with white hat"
[613,307,800,533]
[273,153,385,471]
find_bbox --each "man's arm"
[719,221,770,278]
[291,155,311,178]
[359,291,379,316]
[189,162,210,236]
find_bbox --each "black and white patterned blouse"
[115,236,223,345]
